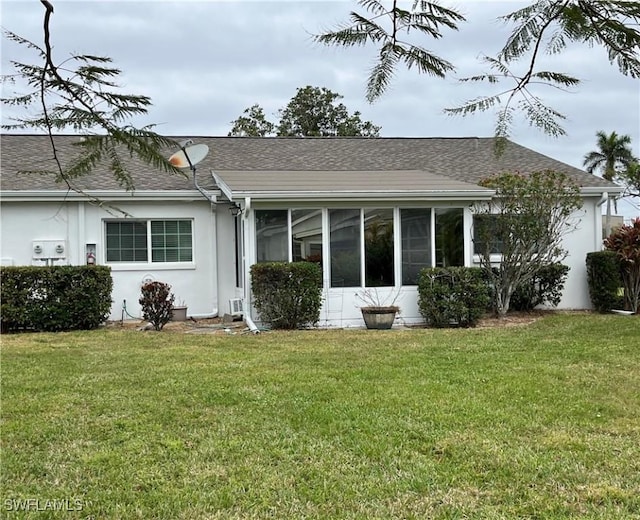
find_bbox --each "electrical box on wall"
[32,240,68,261]
[86,243,97,265]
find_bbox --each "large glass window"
[435,208,464,267]
[256,210,288,262]
[330,209,361,287]
[292,209,323,264]
[473,215,504,255]
[365,208,394,286]
[401,208,431,285]
[106,220,192,263]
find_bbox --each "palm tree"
[583,131,635,181]
[583,131,635,236]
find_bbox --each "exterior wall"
[244,202,472,329]
[469,197,603,311]
[0,194,604,328]
[1,201,80,266]
[556,196,603,309]
[215,203,244,316]
[0,199,223,321]
[243,197,604,328]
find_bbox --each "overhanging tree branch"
[2,0,186,216]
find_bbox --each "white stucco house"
[0,134,622,327]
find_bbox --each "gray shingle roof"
[0,134,617,194]
[214,169,493,199]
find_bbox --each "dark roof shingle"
[0,134,616,192]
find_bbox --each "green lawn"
[1,314,639,519]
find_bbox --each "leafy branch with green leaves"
[1,0,183,213]
[314,0,464,103]
[314,0,640,145]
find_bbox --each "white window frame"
[104,219,194,267]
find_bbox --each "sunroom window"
[256,210,288,262]
[401,208,431,285]
[253,206,467,288]
[330,209,361,287]
[292,209,323,264]
[365,208,394,286]
[435,208,464,267]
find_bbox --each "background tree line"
[228,86,381,138]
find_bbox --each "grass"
[1,314,639,519]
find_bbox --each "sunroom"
[214,169,495,327]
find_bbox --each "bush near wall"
[1,266,113,332]
[250,262,323,330]
[604,218,640,314]
[510,263,570,311]
[418,267,490,328]
[586,251,624,313]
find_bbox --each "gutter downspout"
[241,197,260,333]
[597,192,609,246]
[180,143,219,318]
[244,314,260,334]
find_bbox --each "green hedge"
[418,267,490,328]
[586,251,624,312]
[1,266,113,332]
[250,262,323,329]
[510,263,570,311]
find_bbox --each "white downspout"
[241,197,259,333]
[597,192,608,249]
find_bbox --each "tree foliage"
[227,104,275,137]
[229,86,381,137]
[314,1,463,103]
[583,131,636,182]
[1,1,182,206]
[583,130,637,236]
[604,218,640,314]
[619,162,640,198]
[474,170,582,317]
[315,0,640,144]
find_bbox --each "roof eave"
[226,189,496,202]
[580,186,625,196]
[0,189,220,202]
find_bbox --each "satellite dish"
[168,144,209,169]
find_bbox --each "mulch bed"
[107,310,590,334]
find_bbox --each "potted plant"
[172,299,188,321]
[356,288,400,330]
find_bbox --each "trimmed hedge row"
[250,262,323,329]
[1,266,113,332]
[510,263,570,312]
[418,267,490,327]
[586,251,624,312]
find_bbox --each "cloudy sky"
[2,0,639,217]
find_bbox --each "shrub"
[0,266,113,332]
[510,263,570,311]
[139,281,174,331]
[586,251,624,312]
[604,218,640,313]
[418,267,490,328]
[251,262,323,329]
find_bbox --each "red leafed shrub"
[139,281,175,330]
[604,218,640,313]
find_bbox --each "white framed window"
[105,220,193,263]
